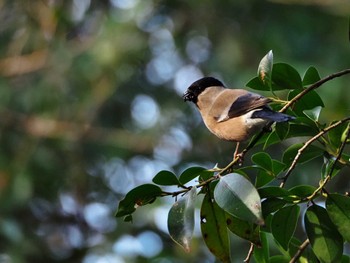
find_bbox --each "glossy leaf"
[282,143,324,166]
[272,160,286,176]
[271,205,300,250]
[179,166,206,185]
[271,63,303,90]
[258,186,290,199]
[115,184,162,218]
[253,232,269,263]
[251,152,273,172]
[152,170,179,186]
[258,50,273,87]
[303,106,322,122]
[261,198,287,218]
[303,66,321,86]
[246,76,269,91]
[285,123,319,138]
[289,185,316,199]
[288,89,324,115]
[263,130,281,149]
[275,122,290,141]
[226,213,261,246]
[200,191,231,262]
[321,156,342,179]
[255,168,275,188]
[328,121,349,150]
[326,193,350,242]
[168,187,197,252]
[214,173,264,225]
[198,169,215,182]
[304,205,343,263]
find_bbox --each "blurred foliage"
[0,0,349,262]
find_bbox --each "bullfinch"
[182,77,294,157]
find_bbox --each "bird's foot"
[234,152,244,166]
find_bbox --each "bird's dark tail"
[252,108,295,122]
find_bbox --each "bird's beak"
[182,90,192,102]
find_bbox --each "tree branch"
[280,69,350,113]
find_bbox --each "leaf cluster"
[116,51,350,262]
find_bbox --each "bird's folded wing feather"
[210,90,271,122]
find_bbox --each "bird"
[182,77,295,159]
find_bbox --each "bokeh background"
[0,0,349,262]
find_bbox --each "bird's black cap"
[182,77,224,103]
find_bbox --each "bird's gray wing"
[215,92,271,122]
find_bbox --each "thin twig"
[243,243,254,263]
[307,175,331,201]
[279,116,350,188]
[289,239,310,263]
[280,69,350,113]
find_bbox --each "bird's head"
[182,77,224,104]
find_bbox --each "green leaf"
[115,184,162,217]
[253,232,269,263]
[251,152,273,172]
[179,166,206,185]
[288,89,324,115]
[271,63,303,90]
[326,193,350,242]
[263,130,281,149]
[123,214,133,222]
[246,76,270,91]
[282,143,324,167]
[272,159,286,176]
[289,185,316,199]
[168,187,197,252]
[275,122,290,141]
[321,155,342,179]
[258,50,273,87]
[258,186,290,199]
[152,170,179,186]
[255,168,275,188]
[269,255,290,263]
[226,213,261,246]
[261,198,287,218]
[304,205,343,263]
[200,191,231,262]
[303,66,321,86]
[198,169,215,182]
[285,123,319,138]
[303,106,322,122]
[271,205,300,250]
[328,121,349,150]
[214,173,264,225]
